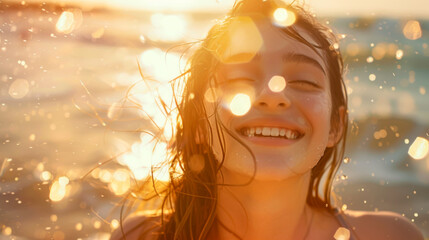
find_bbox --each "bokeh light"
[268,75,287,92]
[229,93,252,116]
[204,87,222,103]
[334,227,350,240]
[8,78,29,99]
[408,137,429,160]
[403,20,422,40]
[49,178,69,202]
[188,154,205,173]
[272,8,296,27]
[395,49,404,60]
[55,10,82,34]
[56,11,75,33]
[108,169,131,195]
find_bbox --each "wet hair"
[119,0,348,239]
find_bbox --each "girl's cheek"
[300,93,331,118]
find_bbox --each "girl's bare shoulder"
[110,212,162,240]
[343,209,424,240]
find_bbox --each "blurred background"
[0,0,428,239]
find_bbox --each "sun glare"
[148,13,188,42]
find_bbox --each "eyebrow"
[250,52,326,74]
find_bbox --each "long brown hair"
[119,0,348,239]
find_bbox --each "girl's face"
[205,18,339,181]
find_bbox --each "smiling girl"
[111,0,424,239]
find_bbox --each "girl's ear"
[327,106,346,148]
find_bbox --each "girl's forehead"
[214,16,328,74]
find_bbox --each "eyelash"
[288,80,320,88]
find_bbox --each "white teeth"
[250,128,255,135]
[271,128,279,136]
[285,130,292,139]
[241,127,300,139]
[262,127,271,136]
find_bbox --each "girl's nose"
[253,87,291,111]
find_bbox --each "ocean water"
[0,3,428,239]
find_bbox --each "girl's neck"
[213,169,314,240]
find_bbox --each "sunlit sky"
[17,0,429,18]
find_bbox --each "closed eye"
[288,80,321,89]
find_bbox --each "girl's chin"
[221,159,313,182]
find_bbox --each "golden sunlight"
[139,48,182,82]
[229,93,252,116]
[334,227,350,240]
[108,169,131,195]
[272,8,296,27]
[268,75,287,92]
[408,137,429,160]
[148,13,188,42]
[402,20,422,40]
[118,135,170,181]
